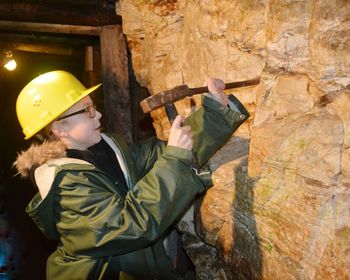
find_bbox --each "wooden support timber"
[0,21,101,36]
[0,1,121,26]
[0,32,98,55]
[100,25,132,144]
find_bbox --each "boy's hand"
[204,77,228,107]
[167,115,193,150]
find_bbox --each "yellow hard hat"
[16,70,102,139]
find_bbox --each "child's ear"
[51,121,67,139]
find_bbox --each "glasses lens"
[88,105,96,118]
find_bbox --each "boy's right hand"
[167,115,193,150]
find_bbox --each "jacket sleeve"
[129,137,167,179]
[54,147,206,258]
[184,94,249,167]
[128,94,249,178]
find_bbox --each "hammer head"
[140,84,190,113]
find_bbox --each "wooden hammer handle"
[189,77,261,95]
[164,103,179,124]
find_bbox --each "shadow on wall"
[194,136,263,279]
[229,162,263,280]
[206,136,263,279]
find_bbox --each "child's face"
[57,96,102,149]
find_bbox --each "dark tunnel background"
[0,51,85,280]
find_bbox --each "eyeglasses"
[56,104,96,121]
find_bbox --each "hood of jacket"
[14,140,84,240]
[14,140,66,178]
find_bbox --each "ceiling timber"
[0,0,120,55]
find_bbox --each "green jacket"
[24,95,248,279]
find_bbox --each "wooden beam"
[0,21,101,36]
[0,33,99,47]
[0,41,81,56]
[100,25,132,144]
[0,1,122,26]
[85,46,94,72]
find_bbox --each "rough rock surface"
[117,0,350,279]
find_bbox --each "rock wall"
[117,0,350,279]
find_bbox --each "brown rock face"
[117,0,350,279]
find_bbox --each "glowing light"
[4,58,17,71]
[3,51,17,71]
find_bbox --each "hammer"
[140,78,260,123]
[140,78,260,170]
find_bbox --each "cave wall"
[117,0,350,279]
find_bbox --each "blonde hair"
[35,122,59,142]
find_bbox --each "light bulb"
[4,58,17,71]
